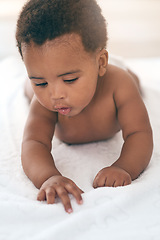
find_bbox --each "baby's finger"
[37,189,46,201]
[65,184,83,204]
[75,185,84,194]
[123,177,132,186]
[56,187,73,214]
[93,174,99,188]
[67,179,84,194]
[46,187,56,204]
[104,177,115,187]
[93,175,105,188]
[113,179,124,187]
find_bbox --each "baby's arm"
[93,70,153,188]
[22,96,83,213]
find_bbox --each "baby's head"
[16,0,107,57]
[16,0,108,116]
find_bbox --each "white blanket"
[0,56,160,240]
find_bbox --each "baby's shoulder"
[104,64,138,92]
[103,64,141,110]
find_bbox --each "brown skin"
[21,33,153,213]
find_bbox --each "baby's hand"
[37,175,83,213]
[93,166,131,188]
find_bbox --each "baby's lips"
[57,107,71,115]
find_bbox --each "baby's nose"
[49,84,66,100]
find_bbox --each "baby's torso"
[55,66,120,144]
[55,100,120,144]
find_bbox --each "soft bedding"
[0,56,160,240]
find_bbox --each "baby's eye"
[35,82,48,87]
[64,78,78,83]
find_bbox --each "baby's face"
[22,34,101,117]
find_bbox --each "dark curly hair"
[16,0,107,56]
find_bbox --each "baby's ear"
[98,49,108,76]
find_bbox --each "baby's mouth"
[56,107,71,115]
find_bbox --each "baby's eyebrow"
[29,76,45,80]
[57,70,81,77]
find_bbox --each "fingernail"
[67,208,73,214]
[79,199,83,204]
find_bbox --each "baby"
[16,0,153,213]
